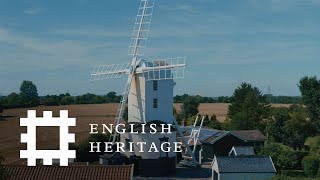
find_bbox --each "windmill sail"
[128,0,154,57]
[90,63,130,81]
[111,0,155,143]
[137,57,186,80]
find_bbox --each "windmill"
[91,0,199,175]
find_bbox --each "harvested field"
[0,103,290,165]
[174,103,291,122]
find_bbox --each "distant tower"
[267,86,272,103]
[267,86,271,95]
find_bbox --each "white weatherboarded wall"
[214,173,276,180]
[128,68,174,124]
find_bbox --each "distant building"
[211,156,276,180]
[4,165,134,180]
[228,146,255,156]
[178,127,267,162]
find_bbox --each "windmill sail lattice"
[129,0,154,57]
[91,64,130,81]
[139,57,186,80]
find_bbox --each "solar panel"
[198,129,219,141]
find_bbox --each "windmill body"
[128,61,175,124]
[121,60,176,161]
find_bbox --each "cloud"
[54,27,128,38]
[0,27,129,72]
[1,0,320,96]
[23,8,45,15]
[249,0,320,11]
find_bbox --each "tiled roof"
[231,130,267,141]
[229,146,255,156]
[4,165,133,180]
[69,162,89,166]
[215,156,276,173]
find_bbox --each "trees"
[105,92,117,103]
[60,96,74,105]
[283,111,312,149]
[299,76,320,134]
[181,96,200,119]
[19,80,39,107]
[305,136,320,157]
[0,97,3,113]
[185,115,198,126]
[173,107,183,125]
[302,156,320,178]
[267,105,312,149]
[202,115,210,126]
[75,134,110,163]
[44,95,59,106]
[174,94,216,103]
[228,83,270,131]
[266,107,289,143]
[259,142,308,171]
[4,93,21,108]
[205,114,222,130]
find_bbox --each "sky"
[0,0,319,97]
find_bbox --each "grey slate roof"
[231,130,267,141]
[230,146,255,156]
[216,156,276,173]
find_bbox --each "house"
[178,127,267,162]
[211,156,276,180]
[3,165,134,180]
[228,146,255,156]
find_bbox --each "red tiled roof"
[4,165,133,180]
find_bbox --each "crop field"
[0,103,290,165]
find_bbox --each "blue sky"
[0,0,319,96]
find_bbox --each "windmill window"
[153,98,158,108]
[153,81,158,91]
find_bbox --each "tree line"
[0,81,123,109]
[174,94,302,104]
[0,81,302,110]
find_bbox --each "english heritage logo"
[20,110,76,166]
